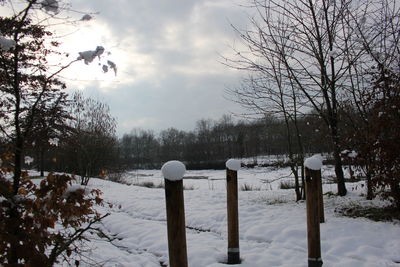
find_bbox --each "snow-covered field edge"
[42,166,400,267]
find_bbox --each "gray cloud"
[67,0,250,135]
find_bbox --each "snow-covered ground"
[59,167,399,267]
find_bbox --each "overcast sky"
[0,0,255,136]
[56,0,254,136]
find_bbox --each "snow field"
[77,167,400,267]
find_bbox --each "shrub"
[335,204,400,222]
[141,181,156,188]
[132,181,159,188]
[132,181,194,190]
[0,169,105,266]
[279,180,296,190]
[346,68,400,207]
[107,171,126,183]
[240,183,261,191]
[183,184,195,190]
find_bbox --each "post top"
[161,160,186,181]
[226,159,241,171]
[304,155,323,170]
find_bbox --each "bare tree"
[340,0,400,199]
[63,92,117,185]
[159,127,187,162]
[120,129,160,169]
[226,0,399,196]
[230,63,306,200]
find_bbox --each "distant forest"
[3,110,352,173]
[118,112,339,170]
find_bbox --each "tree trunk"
[366,171,374,200]
[40,147,45,177]
[13,139,23,195]
[291,165,302,201]
[10,139,23,264]
[301,164,306,200]
[332,134,347,196]
[282,111,302,201]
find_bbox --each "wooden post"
[227,168,240,264]
[164,179,188,267]
[162,161,188,267]
[305,167,323,267]
[315,170,325,223]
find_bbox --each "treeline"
[118,113,333,170]
[9,110,335,176]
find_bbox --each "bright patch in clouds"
[50,20,129,92]
[1,0,251,134]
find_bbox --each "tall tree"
[120,129,160,169]
[159,127,186,162]
[341,0,400,199]
[0,0,76,193]
[229,53,306,200]
[0,1,109,265]
[226,0,400,196]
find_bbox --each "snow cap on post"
[304,154,323,170]
[161,160,186,181]
[226,159,241,171]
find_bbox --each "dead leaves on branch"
[0,168,105,265]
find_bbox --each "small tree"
[346,68,400,206]
[369,70,400,208]
[63,92,118,185]
[27,93,72,176]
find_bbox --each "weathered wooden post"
[226,159,241,264]
[304,155,323,267]
[316,168,325,223]
[162,160,188,267]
